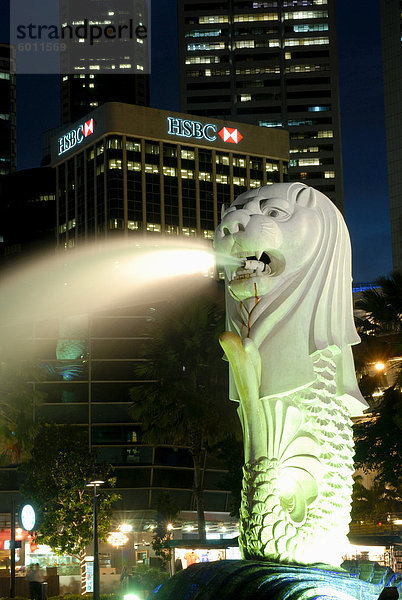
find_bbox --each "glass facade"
[0,44,16,175]
[56,133,285,247]
[8,305,233,513]
[178,0,344,211]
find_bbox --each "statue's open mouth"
[232,252,273,280]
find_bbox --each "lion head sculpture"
[214,182,367,417]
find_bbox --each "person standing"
[31,564,44,600]
[25,564,35,600]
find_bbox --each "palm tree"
[355,271,402,335]
[0,362,44,464]
[354,272,402,398]
[129,294,239,540]
[351,475,401,526]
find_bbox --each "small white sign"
[20,505,36,531]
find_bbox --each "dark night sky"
[0,0,392,282]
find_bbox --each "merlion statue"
[213,182,368,567]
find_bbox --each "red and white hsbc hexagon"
[58,118,95,156]
[167,117,243,145]
[218,127,243,144]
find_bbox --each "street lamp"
[86,480,104,600]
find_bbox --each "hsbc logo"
[167,117,243,145]
[218,127,243,144]
[58,118,95,156]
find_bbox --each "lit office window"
[285,64,329,73]
[284,11,328,19]
[182,227,197,236]
[317,130,333,138]
[199,16,229,24]
[181,169,194,179]
[250,179,262,188]
[216,174,228,184]
[108,138,122,149]
[199,172,212,181]
[128,221,140,230]
[204,68,230,76]
[109,219,124,229]
[165,225,179,235]
[293,23,329,32]
[266,162,279,172]
[147,223,161,232]
[235,40,255,49]
[185,29,222,38]
[109,159,122,170]
[236,66,280,75]
[234,13,278,22]
[298,158,320,166]
[240,94,252,102]
[127,161,142,171]
[145,164,159,174]
[163,166,177,177]
[126,141,141,152]
[187,42,225,51]
[324,171,335,178]
[233,177,246,186]
[259,120,283,128]
[285,37,329,46]
[202,230,214,239]
[289,146,319,153]
[308,105,330,112]
[185,56,220,64]
[233,157,246,168]
[216,155,229,165]
[181,149,195,160]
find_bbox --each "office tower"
[0,167,56,261]
[52,102,288,246]
[178,0,344,211]
[380,0,402,272]
[61,73,149,124]
[60,0,149,124]
[0,44,16,175]
[0,103,288,549]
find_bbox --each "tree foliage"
[130,295,240,539]
[355,272,402,335]
[151,492,180,567]
[20,424,120,557]
[351,476,401,524]
[353,387,402,492]
[0,362,45,464]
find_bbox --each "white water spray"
[0,239,242,330]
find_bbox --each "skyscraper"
[178,0,344,211]
[380,0,402,272]
[0,43,16,175]
[59,0,149,124]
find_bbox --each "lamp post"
[86,480,104,600]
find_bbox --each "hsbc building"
[51,103,288,247]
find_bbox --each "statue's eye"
[267,209,280,218]
[260,200,290,219]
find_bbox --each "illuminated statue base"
[150,560,398,600]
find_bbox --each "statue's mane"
[225,183,367,416]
